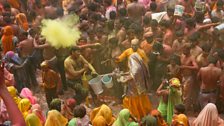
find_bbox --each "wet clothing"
[199,89,217,109]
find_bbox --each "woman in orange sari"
[1,25,14,54]
[16,13,29,31]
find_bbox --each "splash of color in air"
[41,15,81,49]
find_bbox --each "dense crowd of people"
[0,0,224,125]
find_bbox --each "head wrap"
[18,98,31,118]
[20,88,37,105]
[25,113,42,126]
[90,104,115,126]
[16,13,29,31]
[7,86,21,105]
[169,78,181,87]
[113,109,138,126]
[45,110,68,126]
[1,26,14,54]
[192,103,224,126]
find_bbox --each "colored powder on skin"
[41,15,81,49]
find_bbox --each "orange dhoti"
[123,94,152,120]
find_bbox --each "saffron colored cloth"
[173,114,189,126]
[1,26,14,54]
[192,103,224,126]
[20,88,37,105]
[25,113,42,126]
[113,109,138,126]
[31,104,46,125]
[92,116,107,126]
[16,13,29,31]
[117,48,149,65]
[123,94,151,120]
[18,98,31,119]
[45,110,68,126]
[7,0,20,9]
[90,104,115,126]
[42,69,60,89]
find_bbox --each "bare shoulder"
[199,66,205,71]
[215,67,222,73]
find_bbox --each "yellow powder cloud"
[41,15,81,49]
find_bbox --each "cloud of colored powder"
[41,15,81,49]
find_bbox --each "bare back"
[18,39,34,58]
[127,3,145,21]
[199,65,221,91]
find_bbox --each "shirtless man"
[127,0,145,23]
[17,31,38,88]
[184,18,197,40]
[196,44,211,68]
[189,32,203,59]
[159,20,174,46]
[197,56,222,108]
[115,19,126,45]
[64,46,97,104]
[33,34,56,61]
[17,32,34,59]
[180,44,198,112]
[172,30,185,56]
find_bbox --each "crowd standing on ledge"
[0,0,224,125]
